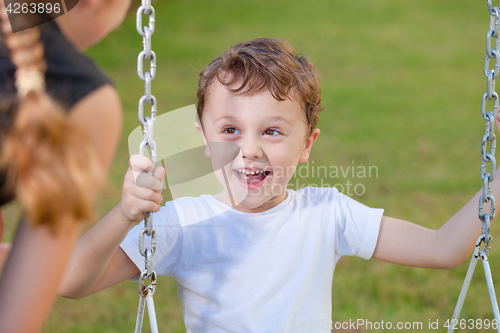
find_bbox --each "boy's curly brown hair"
[197,37,324,136]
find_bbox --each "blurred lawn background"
[2,0,498,332]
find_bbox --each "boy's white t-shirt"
[120,186,383,333]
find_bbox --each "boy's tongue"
[241,172,266,185]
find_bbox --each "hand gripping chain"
[448,1,500,331]
[134,0,159,332]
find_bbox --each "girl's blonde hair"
[0,9,102,233]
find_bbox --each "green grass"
[2,0,499,331]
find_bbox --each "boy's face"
[196,81,320,213]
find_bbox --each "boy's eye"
[264,129,280,136]
[223,127,240,134]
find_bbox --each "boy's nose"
[239,137,263,159]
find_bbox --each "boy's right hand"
[119,155,165,223]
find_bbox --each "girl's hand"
[119,155,165,223]
[0,243,11,277]
[496,108,500,133]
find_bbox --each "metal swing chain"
[479,0,500,250]
[448,1,500,331]
[135,0,159,332]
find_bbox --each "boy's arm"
[58,204,140,299]
[373,202,483,270]
[373,162,499,270]
[58,156,164,299]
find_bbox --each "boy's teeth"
[237,169,265,175]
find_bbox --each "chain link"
[136,5,155,36]
[479,1,500,248]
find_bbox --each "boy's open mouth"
[234,168,271,188]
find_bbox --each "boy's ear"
[299,128,320,163]
[194,122,211,158]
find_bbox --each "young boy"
[58,37,499,332]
